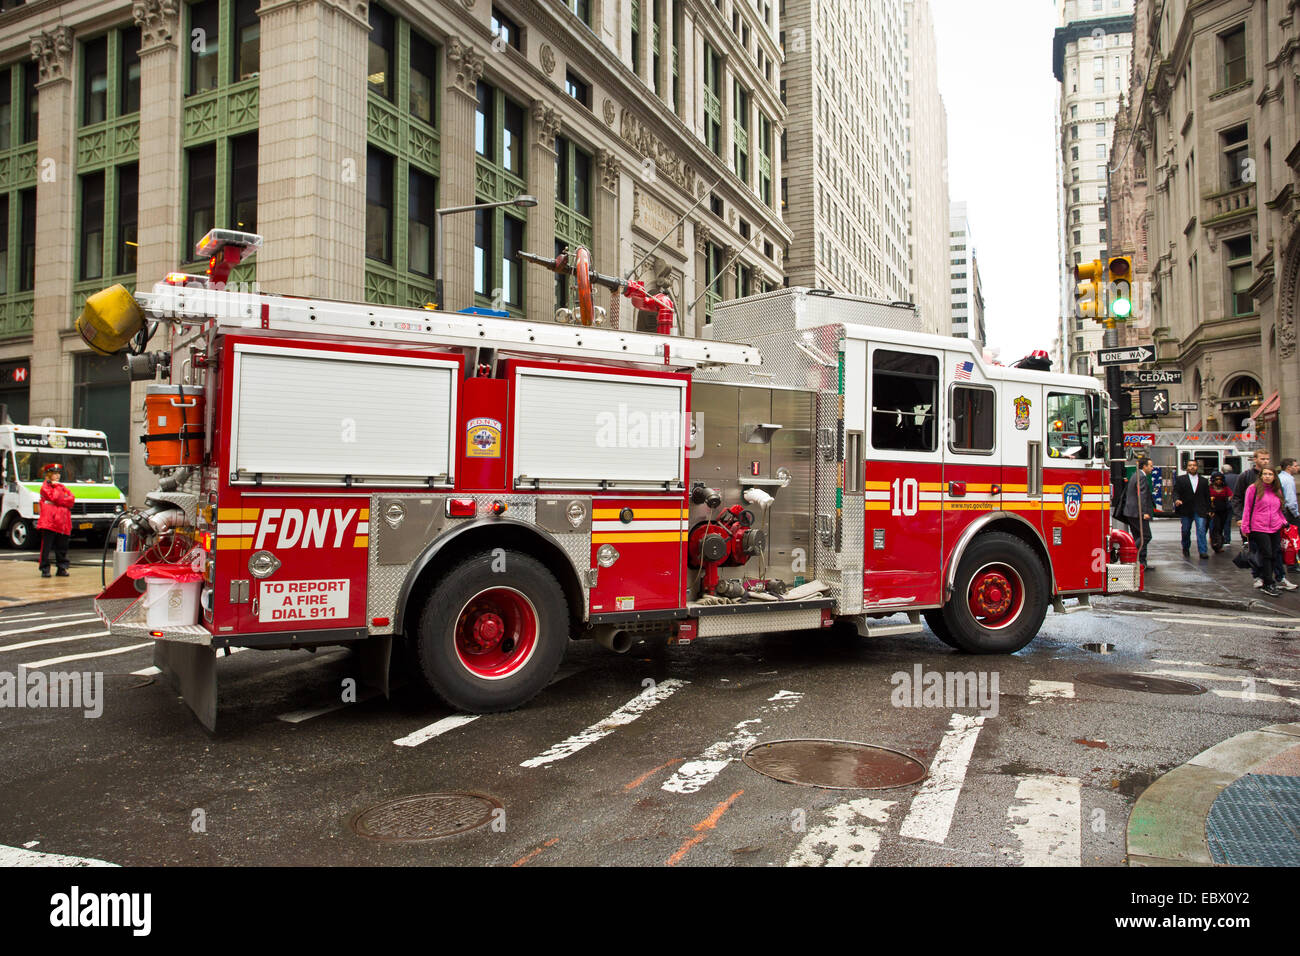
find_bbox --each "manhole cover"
[1075,672,1206,695]
[350,792,502,843]
[742,739,927,790]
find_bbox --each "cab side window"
[1046,392,1091,459]
[950,385,996,454]
[871,350,938,452]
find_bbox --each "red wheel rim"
[454,587,539,679]
[966,563,1025,630]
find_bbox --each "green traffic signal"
[1111,295,1132,318]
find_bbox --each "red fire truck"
[84,231,1141,729]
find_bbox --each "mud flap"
[356,636,392,700]
[154,641,217,732]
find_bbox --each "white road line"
[785,797,897,867]
[899,713,986,844]
[0,631,111,654]
[0,612,95,625]
[1106,608,1300,626]
[662,689,803,794]
[521,679,688,768]
[394,713,482,747]
[1146,616,1298,633]
[1148,668,1300,689]
[0,844,118,867]
[279,690,381,724]
[1027,679,1074,703]
[0,616,100,639]
[1211,688,1300,708]
[23,643,153,669]
[1003,774,1082,866]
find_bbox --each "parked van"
[0,425,125,548]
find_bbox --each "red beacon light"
[194,229,263,287]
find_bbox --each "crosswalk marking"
[23,642,152,669]
[899,713,985,844]
[1107,608,1300,627]
[278,690,382,724]
[0,612,100,626]
[1,632,113,654]
[0,616,100,639]
[521,679,687,768]
[1149,668,1300,689]
[394,713,481,747]
[1027,679,1074,703]
[661,689,803,795]
[1211,688,1300,708]
[785,797,897,867]
[1003,774,1082,866]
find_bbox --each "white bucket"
[141,577,202,628]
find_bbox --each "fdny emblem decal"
[1063,483,1083,521]
[1013,396,1031,430]
[466,417,502,458]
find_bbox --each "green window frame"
[703,44,721,156]
[0,65,39,338]
[473,79,526,315]
[758,113,772,207]
[733,80,749,183]
[554,135,593,309]
[364,7,441,307]
[631,0,641,76]
[1225,235,1253,316]
[704,242,721,323]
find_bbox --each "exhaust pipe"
[591,626,633,654]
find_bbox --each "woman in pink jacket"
[1242,467,1297,596]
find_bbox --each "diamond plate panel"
[366,494,591,634]
[1207,774,1300,866]
[695,607,823,637]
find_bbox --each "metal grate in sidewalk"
[1206,774,1300,866]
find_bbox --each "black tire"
[941,532,1049,654]
[414,550,569,712]
[923,609,960,648]
[7,518,35,550]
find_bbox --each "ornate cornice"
[619,107,699,199]
[29,25,73,85]
[131,0,180,49]
[596,149,620,193]
[531,99,561,147]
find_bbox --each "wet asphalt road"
[1,592,1298,867]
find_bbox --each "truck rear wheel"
[941,533,1048,654]
[7,518,35,550]
[922,609,959,648]
[414,550,569,712]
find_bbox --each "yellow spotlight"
[75,284,144,355]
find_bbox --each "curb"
[1135,588,1299,616]
[1127,722,1300,866]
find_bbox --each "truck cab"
[0,425,126,548]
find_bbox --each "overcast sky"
[928,0,1062,363]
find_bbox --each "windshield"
[12,452,114,484]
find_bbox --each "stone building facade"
[0,0,789,503]
[1125,0,1300,455]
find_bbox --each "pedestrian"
[1173,459,1212,558]
[36,463,74,578]
[1222,462,1238,494]
[1124,456,1156,570]
[1241,466,1298,595]
[1209,471,1232,552]
[1232,450,1269,527]
[1278,457,1300,528]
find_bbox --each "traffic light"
[1106,255,1133,320]
[1074,259,1104,322]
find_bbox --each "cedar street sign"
[1123,367,1182,386]
[1096,345,1155,366]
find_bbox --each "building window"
[1071,146,1079,161]
[82,36,108,126]
[555,136,592,219]
[229,131,257,232]
[491,8,522,50]
[409,31,436,125]
[407,167,435,277]
[703,43,721,155]
[189,0,220,95]
[365,148,393,263]
[234,0,260,81]
[0,69,9,152]
[1071,125,1078,140]
[1072,187,1080,202]
[117,163,138,276]
[1096,143,1106,159]
[631,0,641,74]
[120,28,141,115]
[1220,25,1246,88]
[1221,124,1249,187]
[368,3,395,100]
[758,113,773,206]
[185,144,216,257]
[567,0,591,26]
[733,80,749,182]
[18,187,35,291]
[1225,235,1253,315]
[566,70,591,109]
[21,62,37,144]
[474,206,492,297]
[502,212,523,308]
[1094,77,1104,93]
[79,172,105,281]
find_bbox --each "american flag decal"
[954,360,973,380]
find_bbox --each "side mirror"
[1094,439,1106,460]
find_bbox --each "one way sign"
[1096,345,1155,366]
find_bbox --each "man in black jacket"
[1174,459,1212,558]
[1125,457,1157,569]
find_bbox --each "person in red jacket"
[37,463,74,577]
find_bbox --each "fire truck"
[84,231,1141,730]
[1123,431,1260,514]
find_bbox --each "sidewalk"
[1121,518,1300,616]
[0,553,105,609]
[1127,723,1300,866]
